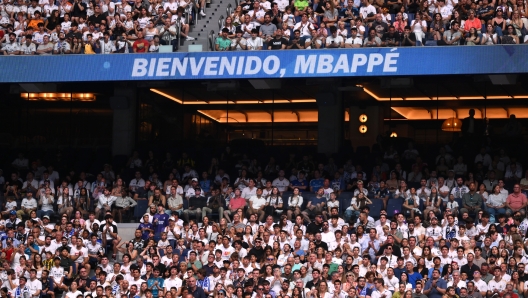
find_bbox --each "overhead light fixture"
[151,89,316,105]
[441,117,462,132]
[359,114,368,123]
[359,125,368,134]
[390,132,398,137]
[358,87,528,101]
[21,93,96,101]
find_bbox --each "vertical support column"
[317,86,343,155]
[111,84,137,157]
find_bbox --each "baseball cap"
[10,211,16,215]
[191,178,198,182]
[43,215,50,219]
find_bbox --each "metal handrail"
[218,15,225,31]
[176,23,181,48]
[226,3,232,18]
[209,30,216,51]
[185,8,190,26]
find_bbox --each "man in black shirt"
[268,28,288,50]
[184,189,208,223]
[401,26,416,46]
[382,25,401,46]
[305,269,323,289]
[287,30,304,49]
[248,237,265,260]
[265,2,283,26]
[88,5,106,27]
[306,213,323,235]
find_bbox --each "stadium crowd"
[216,0,528,49]
[1,117,528,298]
[0,0,528,54]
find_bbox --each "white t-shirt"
[70,246,88,264]
[272,178,290,192]
[249,196,267,209]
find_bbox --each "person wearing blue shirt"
[428,257,444,279]
[138,214,154,240]
[424,269,447,298]
[153,205,169,241]
[199,172,212,195]
[291,171,308,191]
[405,262,423,288]
[309,170,324,193]
[147,267,164,298]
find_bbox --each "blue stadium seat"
[339,192,354,215]
[369,199,384,219]
[342,196,352,215]
[134,199,148,220]
[387,198,404,217]
[455,198,463,209]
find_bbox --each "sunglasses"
[267,258,274,261]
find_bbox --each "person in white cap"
[185,178,204,198]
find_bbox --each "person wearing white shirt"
[345,28,363,48]
[57,187,74,218]
[241,179,257,200]
[487,267,507,297]
[96,188,116,219]
[99,32,116,53]
[272,170,290,192]
[247,189,267,222]
[129,171,145,193]
[18,192,38,219]
[22,173,39,195]
[326,26,344,48]
[370,278,392,298]
[26,270,42,298]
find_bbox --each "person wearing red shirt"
[133,30,149,53]
[464,9,482,33]
[506,184,528,216]
[223,188,247,222]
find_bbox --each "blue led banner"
[2,46,528,83]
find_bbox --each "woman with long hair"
[394,180,409,200]
[266,187,283,218]
[510,271,524,295]
[415,257,428,278]
[231,5,243,27]
[32,253,44,278]
[403,187,419,219]
[424,188,441,221]
[422,246,434,268]
[45,10,61,31]
[503,24,520,44]
[287,187,304,221]
[430,13,445,40]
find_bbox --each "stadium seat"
[369,199,384,219]
[134,199,148,220]
[339,192,354,215]
[387,198,404,217]
[341,196,352,215]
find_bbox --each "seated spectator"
[287,29,304,49]
[382,25,402,46]
[441,21,462,45]
[363,28,381,47]
[267,28,287,50]
[345,27,363,47]
[231,29,248,51]
[326,26,344,48]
